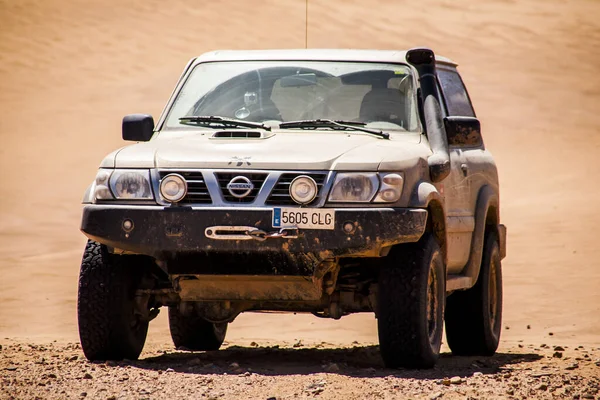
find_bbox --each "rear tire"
[445,230,503,356]
[77,240,149,361]
[168,307,227,351]
[377,234,446,369]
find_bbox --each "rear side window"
[437,69,475,117]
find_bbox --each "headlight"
[374,173,404,203]
[328,173,379,202]
[93,169,113,200]
[109,169,153,200]
[160,173,187,202]
[289,175,318,204]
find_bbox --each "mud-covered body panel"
[81,205,427,261]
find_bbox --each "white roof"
[194,49,456,66]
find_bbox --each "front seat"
[359,88,407,128]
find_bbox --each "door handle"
[460,163,469,176]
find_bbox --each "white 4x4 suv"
[78,48,506,368]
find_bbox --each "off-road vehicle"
[78,48,506,368]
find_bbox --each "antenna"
[305,0,308,48]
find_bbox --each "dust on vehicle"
[78,48,506,368]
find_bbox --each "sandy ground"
[1,0,600,398]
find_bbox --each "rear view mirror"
[279,73,317,87]
[122,114,154,142]
[444,116,482,147]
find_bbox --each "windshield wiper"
[178,115,271,131]
[278,119,389,139]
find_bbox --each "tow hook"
[205,226,299,241]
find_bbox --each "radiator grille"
[215,172,268,203]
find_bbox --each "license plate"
[272,208,335,230]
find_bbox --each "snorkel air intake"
[406,48,451,182]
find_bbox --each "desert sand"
[1,0,600,398]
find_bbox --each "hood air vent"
[211,130,274,139]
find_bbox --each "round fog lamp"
[160,174,187,202]
[289,175,318,205]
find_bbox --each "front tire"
[168,307,227,351]
[377,234,446,369]
[445,230,503,356]
[77,240,149,361]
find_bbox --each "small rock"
[69,355,78,361]
[549,332,554,336]
[554,346,565,351]
[48,373,57,379]
[80,393,87,397]
[541,344,549,348]
[243,371,251,377]
[250,342,259,347]
[266,397,277,400]
[305,381,327,395]
[518,344,524,348]
[473,372,483,377]
[429,392,443,400]
[565,363,579,370]
[527,325,531,329]
[293,340,303,348]
[536,383,548,391]
[530,372,553,378]
[450,376,463,384]
[165,368,175,373]
[324,363,340,373]
[229,362,240,370]
[595,360,600,367]
[505,326,510,330]
[441,378,451,386]
[5,366,17,371]
[507,389,514,395]
[553,351,563,358]
[83,373,92,379]
[0,344,2,350]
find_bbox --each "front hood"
[111,130,429,171]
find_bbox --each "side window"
[437,69,475,117]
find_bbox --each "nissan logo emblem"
[226,176,254,198]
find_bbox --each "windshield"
[163,61,420,132]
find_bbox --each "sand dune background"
[1,0,599,348]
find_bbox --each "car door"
[436,66,479,274]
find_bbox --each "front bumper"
[81,205,427,258]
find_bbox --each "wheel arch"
[461,185,502,288]
[409,180,448,262]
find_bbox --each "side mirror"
[444,116,482,147]
[122,114,154,142]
